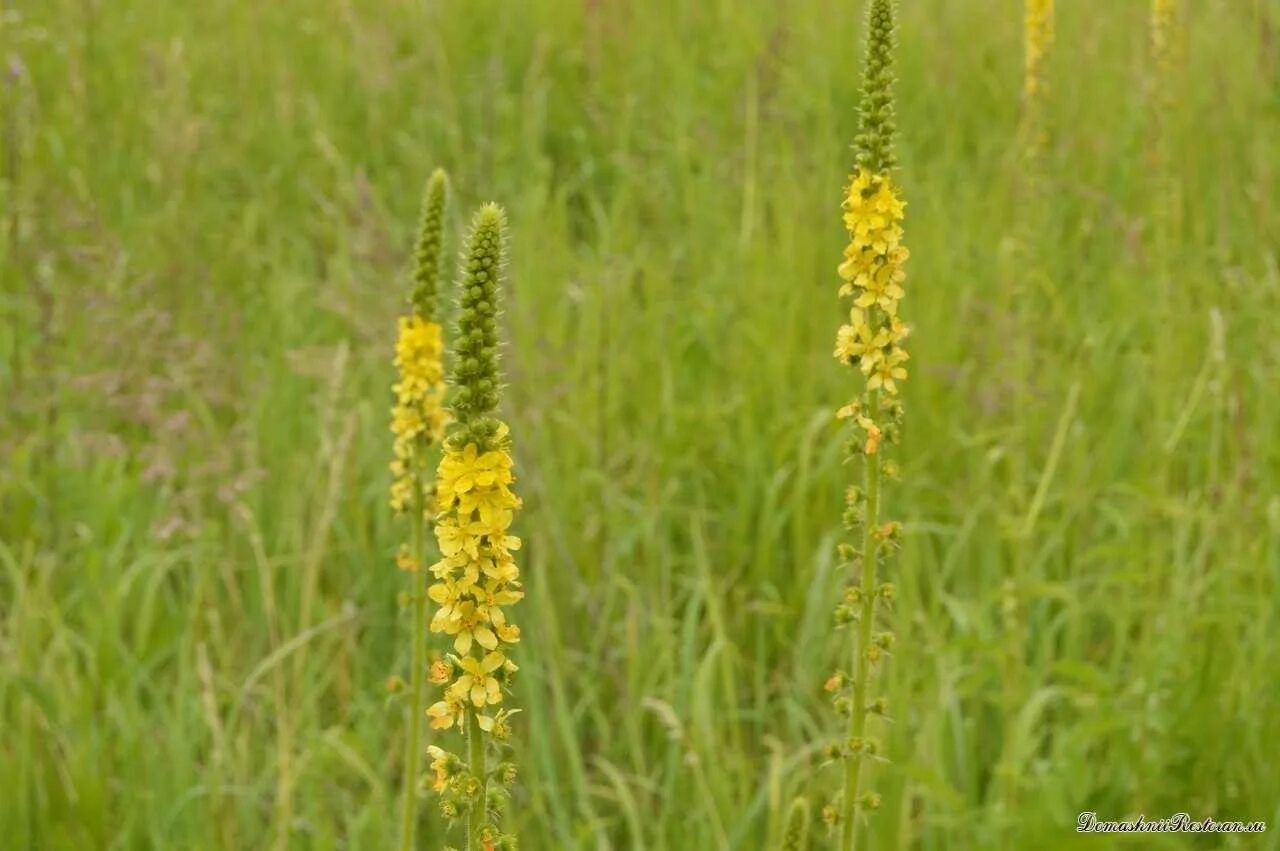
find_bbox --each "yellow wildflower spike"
[831,3,909,850]
[395,168,450,851]
[424,203,524,849]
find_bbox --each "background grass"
[2,0,1279,848]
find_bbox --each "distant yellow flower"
[389,315,448,512]
[394,169,449,851]
[435,518,484,560]
[1024,0,1054,99]
[836,401,862,421]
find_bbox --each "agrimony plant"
[394,168,450,851]
[826,1,908,849]
[424,204,523,851]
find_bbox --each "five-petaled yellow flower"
[450,651,507,707]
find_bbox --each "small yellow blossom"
[396,545,420,572]
[867,348,909,395]
[426,745,454,792]
[857,415,882,456]
[429,659,453,685]
[451,651,507,707]
[427,693,464,730]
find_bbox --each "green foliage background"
[2,0,1278,848]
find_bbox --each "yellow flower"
[395,316,445,384]
[476,707,518,738]
[434,518,484,560]
[433,599,500,654]
[481,551,520,584]
[438,443,513,502]
[856,271,906,314]
[834,310,890,371]
[857,415,882,456]
[427,579,464,623]
[426,745,455,792]
[475,580,524,627]
[457,488,521,529]
[428,552,467,579]
[427,693,464,730]
[395,544,420,572]
[451,651,507,707]
[428,659,453,685]
[867,348,909,395]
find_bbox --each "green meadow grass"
[2,0,1278,848]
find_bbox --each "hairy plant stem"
[841,380,882,851]
[399,483,427,851]
[468,711,487,849]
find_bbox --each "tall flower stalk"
[1149,0,1182,271]
[424,204,523,851]
[1021,0,1053,180]
[827,2,908,849]
[395,168,450,851]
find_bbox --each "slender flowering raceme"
[396,168,450,851]
[1003,0,1055,489]
[1023,0,1054,100]
[1150,0,1178,88]
[425,204,523,851]
[1021,0,1054,178]
[391,170,451,515]
[827,2,906,850]
[1149,0,1182,257]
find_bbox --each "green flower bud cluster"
[449,203,508,449]
[411,168,450,319]
[433,759,517,845]
[854,0,898,175]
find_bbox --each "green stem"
[468,710,487,849]
[399,485,427,851]
[841,387,881,851]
